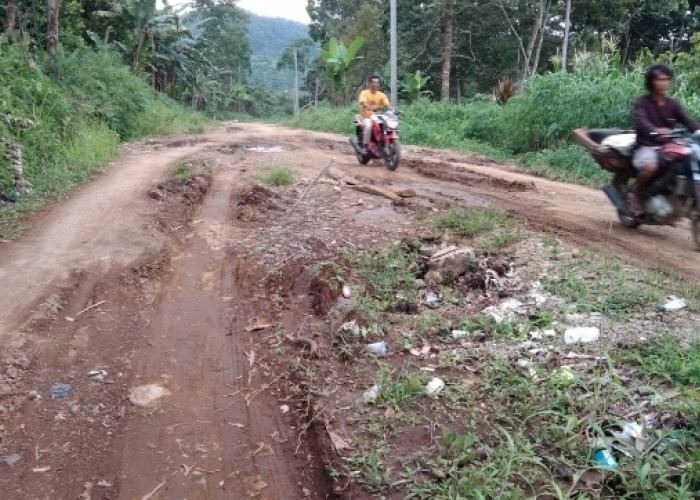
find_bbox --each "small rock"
[4,454,20,466]
[148,188,165,200]
[128,384,171,407]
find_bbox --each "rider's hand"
[656,127,672,136]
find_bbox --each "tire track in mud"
[117,167,329,499]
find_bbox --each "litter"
[50,383,71,399]
[3,454,20,466]
[363,384,380,403]
[425,377,445,395]
[88,369,107,382]
[128,384,171,407]
[592,448,618,468]
[367,341,388,356]
[451,330,469,339]
[564,327,600,344]
[659,297,686,312]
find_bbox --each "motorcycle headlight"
[386,118,399,129]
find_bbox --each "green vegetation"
[0,38,208,239]
[433,207,514,238]
[257,165,297,187]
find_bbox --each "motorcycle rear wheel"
[357,151,370,165]
[618,209,640,229]
[383,141,401,171]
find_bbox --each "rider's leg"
[631,146,659,214]
[362,118,372,152]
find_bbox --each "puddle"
[245,145,287,153]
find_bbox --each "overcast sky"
[161,0,311,24]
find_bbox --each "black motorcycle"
[573,127,700,250]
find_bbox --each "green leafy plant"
[257,166,297,186]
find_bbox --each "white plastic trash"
[659,298,686,312]
[451,330,469,339]
[425,377,445,395]
[563,326,600,344]
[367,341,388,356]
[363,384,380,403]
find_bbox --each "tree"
[4,0,19,37]
[440,0,454,100]
[561,0,571,71]
[47,0,64,55]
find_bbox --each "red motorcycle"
[349,110,402,170]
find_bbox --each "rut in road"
[117,167,330,499]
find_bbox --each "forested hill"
[247,13,311,93]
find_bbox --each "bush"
[501,71,641,153]
[0,40,207,238]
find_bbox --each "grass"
[256,165,297,187]
[541,257,668,316]
[433,207,514,237]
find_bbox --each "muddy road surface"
[0,122,697,499]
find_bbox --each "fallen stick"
[288,158,335,216]
[140,481,165,500]
[75,300,107,317]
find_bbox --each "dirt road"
[0,122,697,499]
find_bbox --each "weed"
[45,297,63,311]
[172,164,196,181]
[489,227,525,250]
[433,207,514,237]
[356,243,418,304]
[374,365,425,410]
[542,258,664,316]
[257,166,297,187]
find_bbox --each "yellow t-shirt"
[358,89,390,119]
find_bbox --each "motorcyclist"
[631,63,700,215]
[358,75,393,155]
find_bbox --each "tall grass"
[0,39,209,239]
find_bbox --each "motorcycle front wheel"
[383,140,401,171]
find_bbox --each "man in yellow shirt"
[358,75,393,154]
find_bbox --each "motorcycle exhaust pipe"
[603,184,626,210]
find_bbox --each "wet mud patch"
[312,138,344,151]
[215,142,242,154]
[244,142,296,153]
[231,183,283,221]
[407,159,535,192]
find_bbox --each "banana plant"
[320,36,364,105]
[401,70,432,102]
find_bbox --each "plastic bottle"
[659,298,686,312]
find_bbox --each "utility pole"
[294,47,299,116]
[390,0,397,106]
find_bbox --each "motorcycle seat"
[601,133,636,157]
